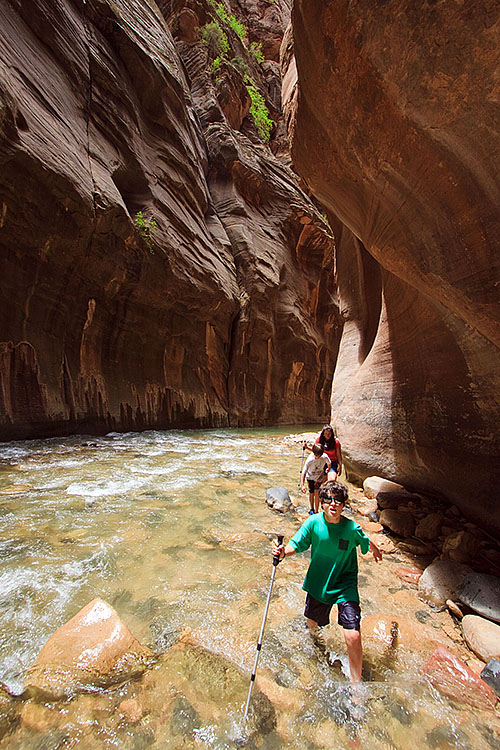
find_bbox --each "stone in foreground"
[25,599,153,699]
[422,646,497,710]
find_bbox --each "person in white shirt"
[301,443,331,514]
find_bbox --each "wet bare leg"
[306,617,327,653]
[306,617,319,634]
[343,628,363,683]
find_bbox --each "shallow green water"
[0,427,498,749]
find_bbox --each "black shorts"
[304,594,361,631]
[307,478,322,492]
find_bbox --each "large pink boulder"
[25,599,153,699]
[422,646,497,710]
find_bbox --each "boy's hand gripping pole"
[243,534,284,720]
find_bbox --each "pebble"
[119,698,143,724]
[446,600,464,620]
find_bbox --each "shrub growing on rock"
[200,21,229,58]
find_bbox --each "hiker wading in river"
[272,480,382,682]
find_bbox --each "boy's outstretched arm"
[272,540,296,562]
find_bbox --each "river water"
[0,427,498,749]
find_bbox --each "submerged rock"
[395,567,423,585]
[0,484,34,495]
[25,598,154,700]
[422,645,497,710]
[142,633,277,737]
[0,682,19,740]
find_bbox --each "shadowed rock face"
[0,0,338,439]
[287,1,500,530]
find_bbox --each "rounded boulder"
[363,476,406,499]
[25,598,153,699]
[418,560,471,607]
[462,615,500,663]
[265,486,292,513]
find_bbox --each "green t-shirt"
[289,513,371,605]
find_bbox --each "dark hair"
[319,480,348,504]
[319,425,336,450]
[312,443,323,457]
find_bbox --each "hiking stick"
[297,445,306,488]
[243,534,283,720]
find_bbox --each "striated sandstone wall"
[286,0,500,531]
[0,0,339,439]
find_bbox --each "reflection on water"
[0,427,498,749]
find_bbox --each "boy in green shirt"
[273,480,382,682]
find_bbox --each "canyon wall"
[0,0,338,439]
[286,0,500,530]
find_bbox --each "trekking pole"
[243,534,283,720]
[297,445,306,488]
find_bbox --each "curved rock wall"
[0,0,338,439]
[287,0,500,530]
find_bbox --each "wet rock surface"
[287,1,500,533]
[25,599,153,700]
[422,646,498,711]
